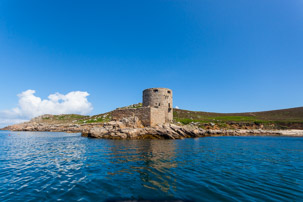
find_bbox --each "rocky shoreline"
[2,116,303,139]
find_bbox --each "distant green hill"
[173,107,303,129]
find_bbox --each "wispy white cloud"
[0,90,93,127]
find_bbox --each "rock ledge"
[82,117,303,139]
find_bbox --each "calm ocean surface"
[0,131,302,201]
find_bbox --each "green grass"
[175,118,198,125]
[131,103,142,108]
[212,116,259,122]
[173,108,303,129]
[55,114,87,120]
[78,114,111,124]
[37,114,88,123]
[174,113,260,123]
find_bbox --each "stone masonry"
[112,88,173,127]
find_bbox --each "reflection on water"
[107,140,178,194]
[0,131,303,201]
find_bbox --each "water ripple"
[0,132,303,201]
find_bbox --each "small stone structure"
[112,88,173,127]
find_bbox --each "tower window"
[167,91,171,94]
[154,89,159,93]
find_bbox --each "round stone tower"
[143,88,173,123]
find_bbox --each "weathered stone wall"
[150,107,166,126]
[143,88,173,123]
[112,107,152,126]
[112,107,168,127]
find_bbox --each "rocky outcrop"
[2,121,96,133]
[82,121,206,139]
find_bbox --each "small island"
[2,88,303,139]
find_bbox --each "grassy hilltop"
[24,106,303,130]
[173,107,303,129]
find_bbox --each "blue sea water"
[0,131,302,201]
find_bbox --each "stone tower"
[112,88,173,126]
[143,88,173,123]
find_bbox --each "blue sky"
[0,0,303,125]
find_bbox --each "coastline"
[2,119,303,139]
[2,107,303,139]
